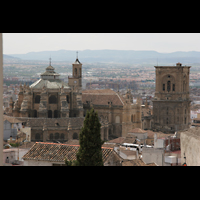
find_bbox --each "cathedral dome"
[30,59,70,90]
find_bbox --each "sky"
[2,33,200,54]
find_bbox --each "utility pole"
[0,33,3,166]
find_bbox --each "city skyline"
[3,33,200,54]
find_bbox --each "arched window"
[50,133,53,140]
[73,132,78,139]
[167,81,171,92]
[79,68,81,77]
[35,133,40,140]
[115,116,120,123]
[75,68,77,76]
[49,95,57,104]
[48,110,52,118]
[54,110,59,118]
[60,133,64,140]
[173,84,175,91]
[35,95,40,104]
[55,133,59,140]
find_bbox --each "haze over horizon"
[3,33,200,54]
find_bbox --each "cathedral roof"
[82,89,125,106]
[30,78,70,89]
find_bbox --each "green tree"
[76,108,104,166]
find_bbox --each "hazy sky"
[2,33,200,54]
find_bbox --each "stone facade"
[82,89,142,138]
[152,63,191,133]
[6,56,142,142]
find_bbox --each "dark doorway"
[34,110,37,118]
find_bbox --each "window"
[163,84,165,91]
[73,132,78,139]
[185,117,187,124]
[35,95,40,104]
[173,84,175,91]
[185,109,186,115]
[48,110,52,118]
[167,81,171,92]
[50,133,53,140]
[55,133,59,140]
[54,110,59,118]
[49,95,57,104]
[60,133,64,140]
[115,116,120,123]
[166,118,168,124]
[66,95,69,103]
[35,133,40,140]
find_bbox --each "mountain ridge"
[6,50,200,65]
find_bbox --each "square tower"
[152,63,191,133]
[68,55,82,89]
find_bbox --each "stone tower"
[152,62,191,133]
[68,52,82,89]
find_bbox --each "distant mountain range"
[5,50,200,65]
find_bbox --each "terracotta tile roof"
[128,128,147,133]
[122,159,157,166]
[22,142,114,163]
[107,137,126,144]
[82,89,125,106]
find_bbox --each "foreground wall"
[181,129,200,166]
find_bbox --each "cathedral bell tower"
[68,52,82,89]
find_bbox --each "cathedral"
[5,55,142,142]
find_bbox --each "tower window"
[163,84,165,91]
[35,95,40,104]
[167,81,171,92]
[173,84,175,91]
